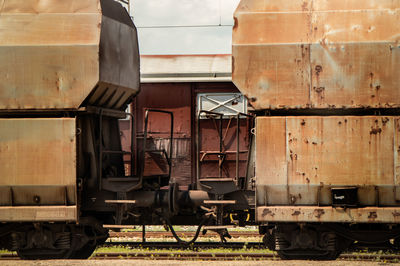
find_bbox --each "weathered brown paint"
[0,118,77,210]
[0,206,77,222]
[0,0,139,110]
[132,82,247,186]
[233,0,400,110]
[134,83,193,185]
[256,116,400,206]
[257,206,400,223]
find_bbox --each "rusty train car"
[0,0,400,260]
[233,0,400,259]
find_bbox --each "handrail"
[142,109,174,180]
[98,108,137,190]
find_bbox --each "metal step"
[103,225,136,229]
[203,200,236,205]
[203,225,236,230]
[104,200,137,204]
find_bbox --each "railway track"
[109,231,261,239]
[1,231,398,262]
[104,241,264,250]
[1,252,400,262]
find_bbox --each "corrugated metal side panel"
[0,0,140,110]
[0,14,100,45]
[233,0,400,110]
[232,44,311,109]
[1,0,100,13]
[0,46,99,109]
[0,118,76,209]
[0,1,101,110]
[256,116,400,206]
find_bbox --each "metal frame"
[94,107,174,192]
[142,109,174,180]
[96,107,135,190]
[196,110,253,187]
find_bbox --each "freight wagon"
[233,0,400,259]
[0,0,399,260]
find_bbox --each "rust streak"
[314,209,325,218]
[368,212,378,219]
[370,128,382,135]
[262,209,275,217]
[393,212,400,217]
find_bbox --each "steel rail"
[2,252,400,262]
[102,241,264,250]
[109,231,261,238]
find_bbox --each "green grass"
[95,245,274,255]
[0,250,13,254]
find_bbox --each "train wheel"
[273,225,344,260]
[13,218,107,260]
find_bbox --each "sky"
[131,0,241,55]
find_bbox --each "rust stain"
[314,209,325,218]
[315,65,323,76]
[393,211,400,217]
[382,117,389,126]
[262,209,275,217]
[370,127,382,135]
[292,211,301,216]
[369,72,374,89]
[314,87,324,93]
[290,195,297,204]
[368,212,378,220]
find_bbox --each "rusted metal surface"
[134,83,193,185]
[0,118,76,214]
[257,206,400,223]
[232,0,400,110]
[0,0,139,110]
[197,115,250,180]
[132,82,246,186]
[0,206,77,222]
[256,116,400,206]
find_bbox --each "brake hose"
[165,217,210,245]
